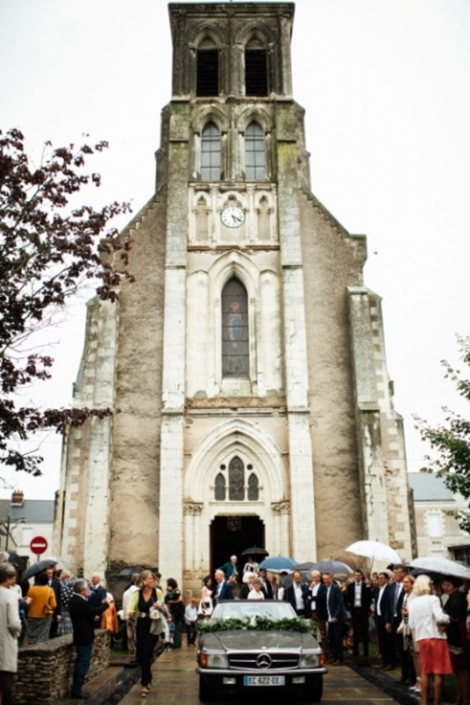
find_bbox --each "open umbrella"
[258,556,296,571]
[22,558,57,582]
[294,559,353,575]
[241,546,269,557]
[346,540,402,564]
[408,556,470,580]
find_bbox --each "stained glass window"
[215,473,226,501]
[229,457,245,501]
[247,473,259,501]
[222,278,249,378]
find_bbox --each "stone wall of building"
[12,631,110,705]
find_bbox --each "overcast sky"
[1,0,469,500]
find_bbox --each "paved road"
[117,647,399,705]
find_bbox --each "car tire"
[199,676,216,702]
[304,675,323,702]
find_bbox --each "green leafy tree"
[0,128,133,476]
[417,335,470,532]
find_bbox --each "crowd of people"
[210,556,470,705]
[1,549,469,704]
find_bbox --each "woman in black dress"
[128,571,162,697]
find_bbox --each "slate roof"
[0,499,54,523]
[408,472,454,502]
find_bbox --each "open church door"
[210,515,265,578]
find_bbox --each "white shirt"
[376,585,387,617]
[247,589,265,601]
[293,583,305,611]
[354,581,362,607]
[408,594,450,641]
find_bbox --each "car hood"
[200,629,317,651]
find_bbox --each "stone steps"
[60,662,137,705]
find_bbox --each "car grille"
[228,653,299,670]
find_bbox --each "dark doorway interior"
[210,515,265,578]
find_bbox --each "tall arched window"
[201,122,221,181]
[245,122,266,180]
[228,457,245,501]
[197,39,219,97]
[245,38,268,96]
[222,278,249,378]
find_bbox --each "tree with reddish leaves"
[0,128,133,476]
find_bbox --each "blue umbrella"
[258,556,297,571]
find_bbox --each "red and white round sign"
[30,536,48,555]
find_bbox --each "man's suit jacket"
[215,580,233,601]
[383,581,405,627]
[219,562,238,579]
[346,581,372,613]
[308,583,328,620]
[326,583,347,622]
[262,579,273,600]
[88,583,107,609]
[373,585,389,623]
[69,594,108,646]
[284,582,309,613]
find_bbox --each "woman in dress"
[407,574,452,705]
[24,573,57,645]
[242,555,259,584]
[165,578,184,649]
[58,570,75,636]
[128,571,164,698]
[442,577,469,705]
[198,576,213,619]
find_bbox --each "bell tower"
[55,3,415,585]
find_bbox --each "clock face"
[221,205,245,228]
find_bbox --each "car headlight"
[299,653,319,668]
[199,652,229,669]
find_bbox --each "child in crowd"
[184,597,199,646]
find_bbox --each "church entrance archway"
[210,515,265,577]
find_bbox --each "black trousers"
[136,617,159,687]
[351,607,369,655]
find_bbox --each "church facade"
[54,2,416,588]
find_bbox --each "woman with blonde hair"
[128,571,165,698]
[407,574,452,705]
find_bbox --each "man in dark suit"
[88,573,107,627]
[259,569,273,599]
[45,566,62,638]
[284,570,309,616]
[384,564,413,683]
[345,569,372,658]
[372,571,392,669]
[69,579,109,699]
[322,572,347,665]
[213,569,234,602]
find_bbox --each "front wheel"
[199,676,216,702]
[304,675,323,702]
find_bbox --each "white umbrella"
[408,556,470,580]
[345,540,402,564]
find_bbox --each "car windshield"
[212,600,297,621]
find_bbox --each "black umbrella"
[241,546,269,557]
[22,559,57,582]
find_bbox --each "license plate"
[243,676,285,687]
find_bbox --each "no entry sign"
[30,536,48,555]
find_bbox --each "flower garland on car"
[196,615,318,636]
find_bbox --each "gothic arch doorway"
[210,515,265,578]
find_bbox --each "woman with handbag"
[198,576,214,620]
[24,573,57,645]
[442,577,469,705]
[408,574,452,705]
[127,571,163,698]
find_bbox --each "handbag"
[149,606,165,635]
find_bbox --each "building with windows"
[0,491,55,567]
[54,2,415,590]
[408,471,470,563]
